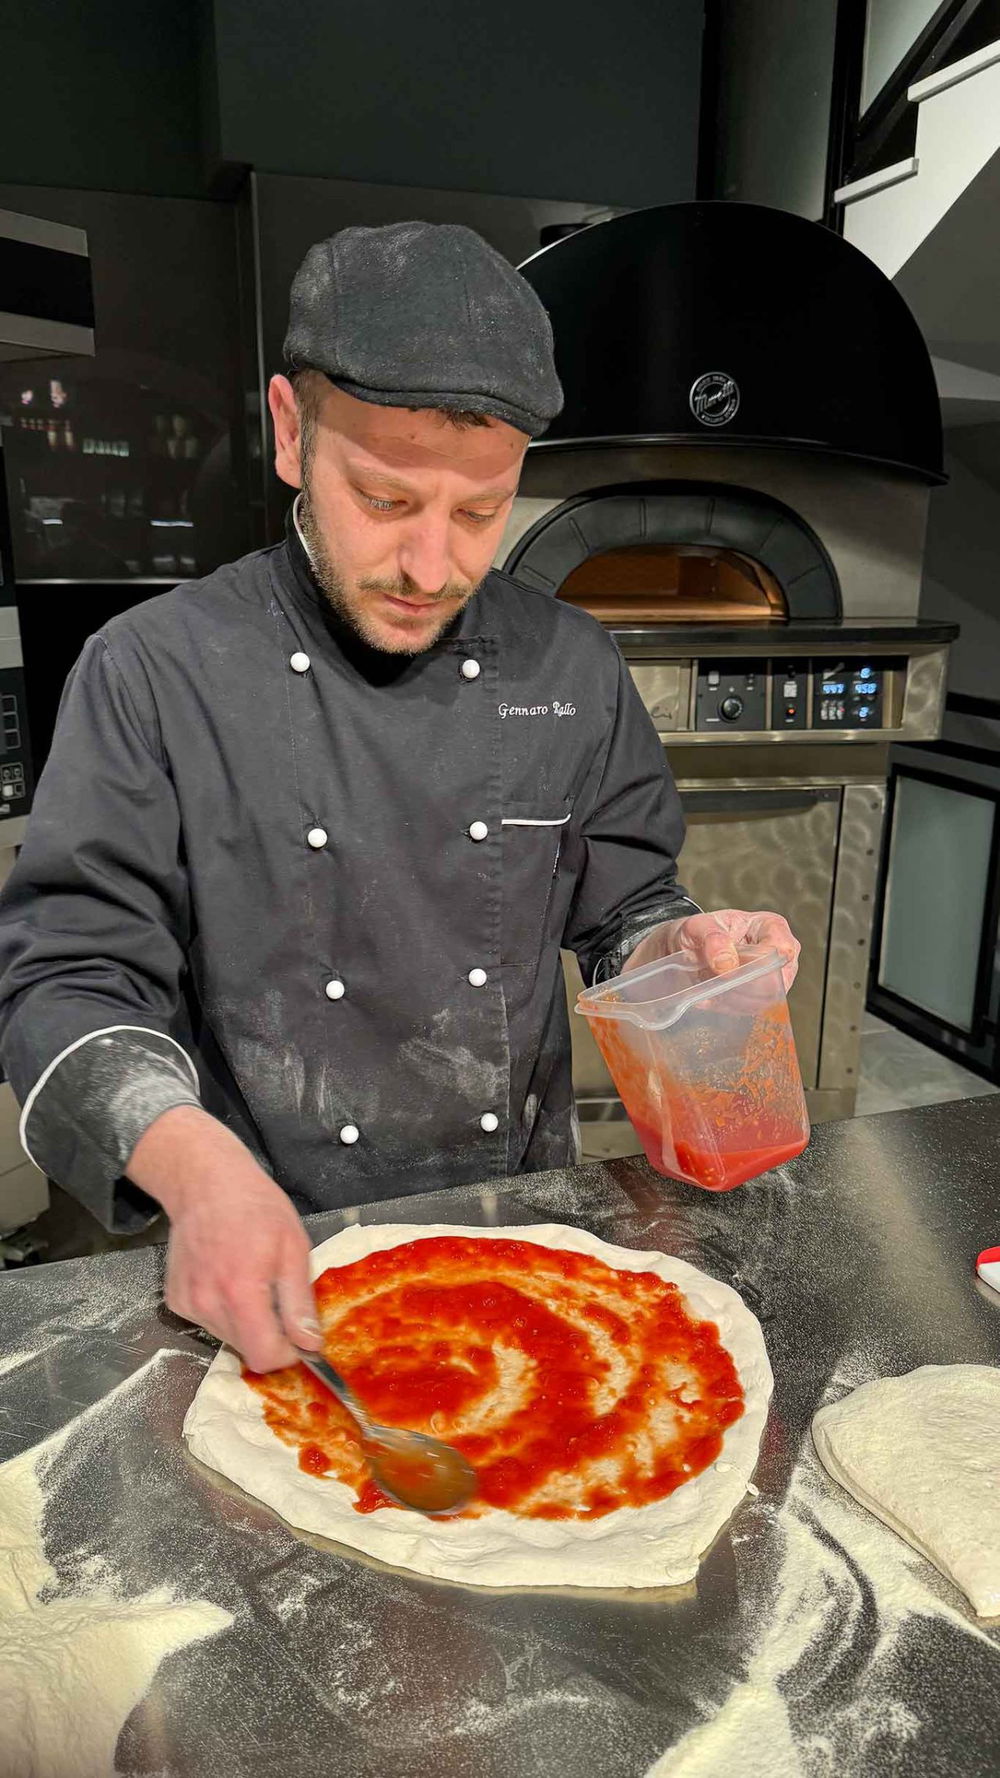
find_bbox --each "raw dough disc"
[812,1363,1000,1617]
[183,1222,773,1590]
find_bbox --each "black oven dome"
[519,202,943,483]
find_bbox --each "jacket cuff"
[591,897,702,984]
[20,1028,201,1233]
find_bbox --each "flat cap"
[283,220,563,438]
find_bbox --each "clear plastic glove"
[621,908,800,993]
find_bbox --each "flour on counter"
[645,1442,1000,1777]
[0,1354,231,1778]
[0,1349,37,1379]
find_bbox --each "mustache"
[359,577,472,604]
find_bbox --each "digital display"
[821,682,846,696]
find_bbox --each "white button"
[325,978,346,1000]
[480,1112,499,1133]
[461,658,481,680]
[468,968,487,987]
[469,820,489,842]
[289,651,311,673]
[307,827,328,849]
[339,1123,360,1145]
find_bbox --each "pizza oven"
[495,202,955,1132]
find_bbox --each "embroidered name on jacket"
[499,700,577,719]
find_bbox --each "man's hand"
[127,1105,322,1372]
[622,909,800,992]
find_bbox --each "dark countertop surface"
[2,1094,999,1777]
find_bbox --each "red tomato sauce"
[244,1236,744,1519]
[591,1002,808,1191]
[630,1119,808,1190]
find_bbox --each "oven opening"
[557,543,788,624]
[505,483,841,624]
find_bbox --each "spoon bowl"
[362,1423,478,1516]
[293,1345,477,1516]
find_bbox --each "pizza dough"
[812,1364,1000,1617]
[183,1222,772,1589]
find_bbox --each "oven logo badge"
[689,371,740,428]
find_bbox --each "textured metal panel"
[678,794,840,1088]
[669,742,891,788]
[806,1087,856,1123]
[565,790,842,1102]
[901,647,948,740]
[628,662,690,732]
[819,783,887,1093]
[0,818,27,850]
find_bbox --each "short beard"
[296,485,479,656]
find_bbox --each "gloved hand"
[621,909,800,993]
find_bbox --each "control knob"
[719,695,744,722]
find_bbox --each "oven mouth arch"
[504,482,842,623]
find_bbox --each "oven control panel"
[690,656,904,734]
[695,661,768,731]
[0,667,34,823]
[812,660,885,728]
[772,659,809,730]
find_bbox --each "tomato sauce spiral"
[245,1236,744,1518]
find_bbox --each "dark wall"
[0,2,704,209]
[0,0,205,198]
[705,0,838,220]
[210,0,704,207]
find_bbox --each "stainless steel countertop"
[3,1095,999,1776]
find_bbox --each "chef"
[0,222,799,1370]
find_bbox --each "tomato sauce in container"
[577,947,809,1191]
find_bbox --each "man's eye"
[363,494,399,514]
[461,509,498,525]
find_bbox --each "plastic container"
[576,947,810,1190]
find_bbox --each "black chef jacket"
[0,506,696,1229]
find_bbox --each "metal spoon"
[293,1346,477,1516]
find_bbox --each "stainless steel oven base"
[576,1086,857,1130]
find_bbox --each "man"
[0,222,798,1372]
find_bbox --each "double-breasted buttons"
[339,1123,360,1145]
[468,968,487,987]
[480,1112,499,1133]
[461,658,481,680]
[307,827,328,849]
[325,978,346,1000]
[289,651,311,673]
[469,820,489,842]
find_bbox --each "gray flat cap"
[283,220,563,437]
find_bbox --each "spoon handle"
[293,1347,371,1435]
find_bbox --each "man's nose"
[396,515,454,596]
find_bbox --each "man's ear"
[269,374,303,490]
